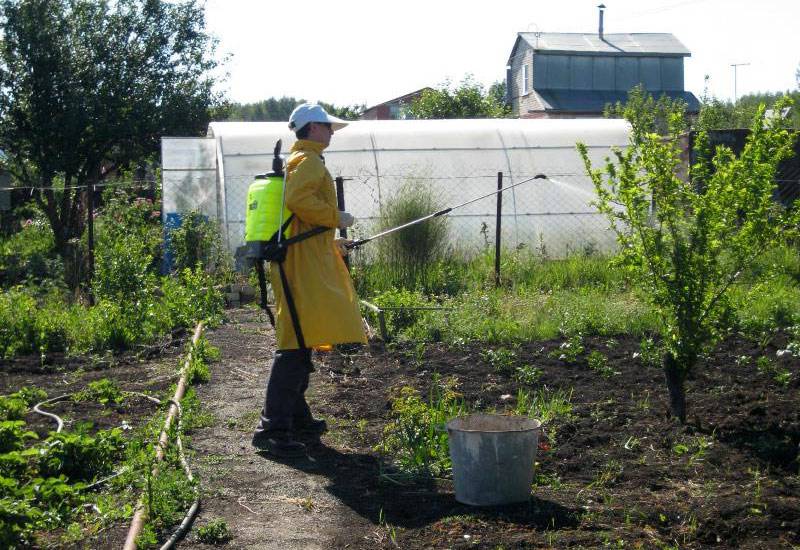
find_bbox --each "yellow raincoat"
[269,139,367,350]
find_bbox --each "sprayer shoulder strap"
[272,216,333,350]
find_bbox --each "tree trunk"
[663,353,687,424]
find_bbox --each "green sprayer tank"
[245,140,291,258]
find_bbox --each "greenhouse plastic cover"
[162,118,630,258]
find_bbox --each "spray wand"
[345,173,548,250]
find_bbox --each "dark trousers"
[255,348,315,435]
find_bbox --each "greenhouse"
[161,118,630,259]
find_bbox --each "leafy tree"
[694,76,800,130]
[604,84,689,141]
[226,96,364,122]
[407,75,510,119]
[579,94,798,423]
[0,0,222,291]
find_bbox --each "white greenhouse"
[160,118,630,261]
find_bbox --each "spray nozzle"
[271,139,283,175]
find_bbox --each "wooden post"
[495,172,503,288]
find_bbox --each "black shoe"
[251,431,306,457]
[294,417,327,434]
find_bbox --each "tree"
[579,94,798,423]
[604,84,689,141]
[226,97,365,122]
[0,0,222,291]
[407,75,510,119]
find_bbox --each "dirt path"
[181,307,382,549]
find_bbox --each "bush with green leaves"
[167,211,231,280]
[197,518,231,544]
[0,216,63,288]
[37,427,124,482]
[374,180,450,292]
[378,377,466,478]
[580,93,799,422]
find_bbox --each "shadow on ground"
[256,437,580,532]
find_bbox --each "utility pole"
[730,62,750,103]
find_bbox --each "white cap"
[288,103,349,132]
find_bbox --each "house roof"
[511,32,691,60]
[364,87,433,111]
[534,89,700,113]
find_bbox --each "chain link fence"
[221,167,616,262]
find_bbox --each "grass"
[354,245,800,346]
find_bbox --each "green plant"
[168,211,231,280]
[549,334,585,364]
[587,350,618,378]
[580,92,799,423]
[0,421,38,453]
[37,428,124,482]
[186,336,219,384]
[378,376,466,478]
[375,179,449,292]
[513,387,574,427]
[73,378,124,406]
[481,347,517,375]
[197,518,231,544]
[515,364,542,385]
[636,337,662,368]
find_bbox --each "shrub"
[168,211,231,280]
[197,518,231,544]
[375,180,449,291]
[0,216,63,288]
[378,377,466,478]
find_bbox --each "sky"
[204,0,800,109]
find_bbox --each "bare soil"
[2,306,799,549]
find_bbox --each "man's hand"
[338,211,355,229]
[334,238,352,257]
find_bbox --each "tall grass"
[358,180,451,293]
[355,243,800,344]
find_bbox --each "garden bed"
[309,332,800,548]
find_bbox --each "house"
[360,88,432,120]
[506,6,700,118]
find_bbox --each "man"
[252,103,366,457]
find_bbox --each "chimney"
[598,4,606,40]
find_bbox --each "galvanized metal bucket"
[446,414,541,506]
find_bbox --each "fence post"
[87,181,95,305]
[495,172,503,288]
[335,176,350,270]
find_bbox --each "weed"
[745,466,768,516]
[73,378,124,406]
[515,364,542,385]
[635,337,661,368]
[635,390,651,412]
[514,387,574,428]
[587,459,624,491]
[549,334,584,363]
[378,375,466,478]
[587,350,618,378]
[755,355,792,386]
[481,347,517,375]
[377,507,399,547]
[196,518,231,544]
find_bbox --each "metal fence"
[221,167,617,262]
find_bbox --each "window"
[522,64,529,95]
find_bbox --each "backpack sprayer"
[245,139,549,342]
[244,140,330,348]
